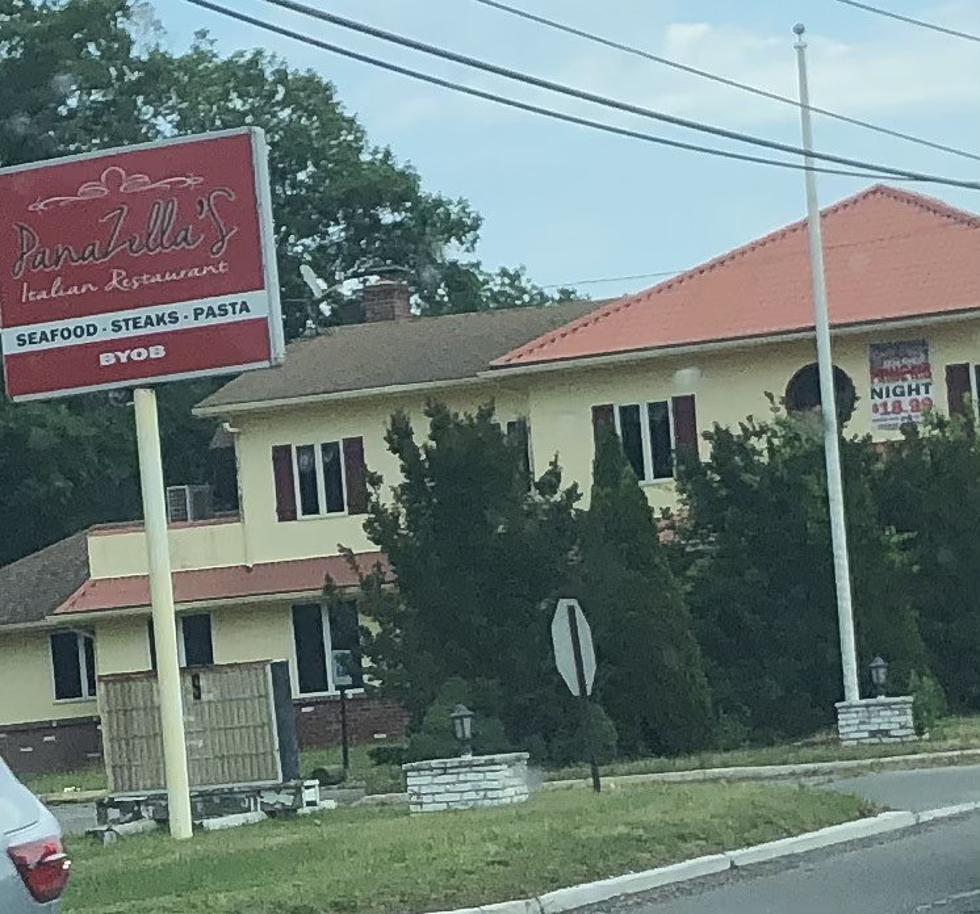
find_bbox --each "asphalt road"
[826,763,980,811]
[594,765,980,914]
[599,814,980,914]
[52,801,97,836]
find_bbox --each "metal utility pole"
[793,24,860,703]
[134,387,194,839]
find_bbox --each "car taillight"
[7,836,71,903]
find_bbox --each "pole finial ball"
[793,23,806,36]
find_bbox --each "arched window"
[785,363,857,424]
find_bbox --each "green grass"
[548,714,980,782]
[63,782,870,914]
[299,744,405,795]
[22,767,108,797]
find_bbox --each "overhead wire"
[833,0,980,44]
[244,0,980,191]
[183,0,907,183]
[472,0,980,164]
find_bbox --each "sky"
[156,0,980,300]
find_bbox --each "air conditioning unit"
[166,485,214,524]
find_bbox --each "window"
[273,438,367,521]
[148,615,213,669]
[615,401,674,482]
[292,602,364,695]
[50,631,96,701]
[180,614,214,667]
[293,441,347,517]
[785,363,856,424]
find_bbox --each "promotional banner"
[869,340,933,429]
[0,128,283,401]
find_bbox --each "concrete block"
[200,811,267,832]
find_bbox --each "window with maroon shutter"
[343,437,368,514]
[600,397,695,482]
[272,445,297,522]
[946,363,972,417]
[671,394,698,458]
[591,403,614,450]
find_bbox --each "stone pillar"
[835,696,916,746]
[403,752,530,813]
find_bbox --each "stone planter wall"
[836,696,916,746]
[403,752,530,813]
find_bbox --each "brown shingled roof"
[197,300,602,412]
[0,532,89,627]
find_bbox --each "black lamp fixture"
[869,656,889,698]
[450,703,474,758]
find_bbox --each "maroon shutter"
[591,404,615,451]
[946,363,972,417]
[671,395,699,457]
[343,437,368,514]
[272,445,297,522]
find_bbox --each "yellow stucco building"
[3,184,979,774]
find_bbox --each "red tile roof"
[493,185,980,369]
[53,552,390,616]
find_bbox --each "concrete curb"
[914,800,980,824]
[422,803,980,914]
[537,855,730,914]
[542,747,980,792]
[40,789,108,806]
[726,811,915,866]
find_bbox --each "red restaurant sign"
[0,128,284,401]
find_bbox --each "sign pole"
[134,387,193,840]
[566,605,601,794]
[340,686,350,779]
[794,25,860,704]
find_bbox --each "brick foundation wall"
[0,717,103,777]
[293,693,410,749]
[1,694,409,777]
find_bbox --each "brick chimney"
[363,279,412,323]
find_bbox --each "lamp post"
[450,704,475,758]
[870,656,889,698]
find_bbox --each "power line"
[544,221,973,289]
[250,0,980,191]
[542,270,680,288]
[184,0,904,183]
[834,0,980,43]
[473,0,980,164]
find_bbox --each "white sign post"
[551,598,600,792]
[134,388,193,839]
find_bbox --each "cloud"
[545,6,980,129]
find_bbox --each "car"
[1,755,71,912]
